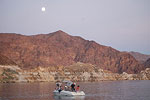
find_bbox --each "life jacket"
[76,86,80,91]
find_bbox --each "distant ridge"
[129,51,150,63]
[0,30,145,74]
[144,58,150,68]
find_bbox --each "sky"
[0,0,150,54]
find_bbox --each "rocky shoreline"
[0,63,150,83]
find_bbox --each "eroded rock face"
[0,63,150,83]
[0,31,145,73]
[0,54,20,83]
[0,65,20,83]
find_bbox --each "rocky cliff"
[0,62,150,83]
[0,30,144,74]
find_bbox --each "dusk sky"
[0,0,150,54]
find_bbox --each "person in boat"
[58,86,62,93]
[56,82,63,93]
[71,83,76,92]
[76,85,80,92]
[56,82,60,90]
[56,82,62,90]
[64,85,70,91]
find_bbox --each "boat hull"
[53,90,85,96]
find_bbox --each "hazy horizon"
[0,0,150,54]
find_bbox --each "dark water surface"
[0,80,150,100]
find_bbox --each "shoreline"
[0,65,150,83]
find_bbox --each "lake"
[0,80,150,100]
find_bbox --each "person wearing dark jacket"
[71,83,76,92]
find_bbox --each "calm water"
[0,80,150,100]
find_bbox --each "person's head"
[77,85,80,87]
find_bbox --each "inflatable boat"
[53,90,85,96]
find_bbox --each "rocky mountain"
[144,58,150,68]
[0,30,145,74]
[129,51,150,63]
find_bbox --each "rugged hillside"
[144,58,150,68]
[0,30,144,74]
[0,54,17,65]
[129,51,150,63]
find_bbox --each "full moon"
[41,7,45,12]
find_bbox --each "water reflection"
[54,95,85,100]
